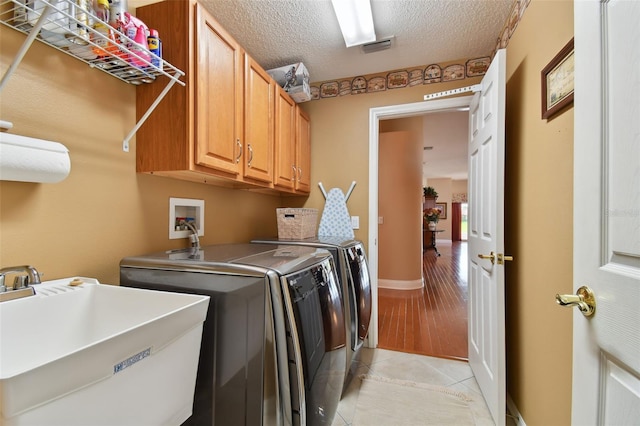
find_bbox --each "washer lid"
[231,245,332,275]
[120,243,331,276]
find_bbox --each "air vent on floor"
[361,36,395,54]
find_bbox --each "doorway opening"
[367,96,473,352]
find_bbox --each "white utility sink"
[0,277,210,426]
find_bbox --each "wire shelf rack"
[0,0,186,151]
[0,0,185,85]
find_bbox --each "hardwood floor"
[377,241,468,360]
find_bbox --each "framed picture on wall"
[435,202,447,219]
[541,38,574,119]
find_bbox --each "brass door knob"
[478,252,496,264]
[556,286,596,317]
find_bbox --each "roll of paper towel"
[0,133,71,183]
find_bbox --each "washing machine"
[120,244,346,426]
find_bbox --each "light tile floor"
[332,348,514,425]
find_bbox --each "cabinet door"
[295,106,311,193]
[244,55,274,183]
[273,85,296,190]
[195,5,243,175]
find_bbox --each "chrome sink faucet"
[179,220,200,250]
[0,265,42,292]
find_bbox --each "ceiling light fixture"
[331,0,376,48]
[361,36,394,54]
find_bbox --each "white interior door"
[571,1,640,424]
[467,48,507,426]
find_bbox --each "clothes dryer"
[120,244,346,426]
[251,237,372,390]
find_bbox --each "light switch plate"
[351,216,360,229]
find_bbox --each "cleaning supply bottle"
[72,0,91,42]
[122,12,151,67]
[147,29,162,69]
[90,0,119,57]
[67,0,97,60]
[108,0,128,30]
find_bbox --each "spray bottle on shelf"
[147,29,162,69]
[108,0,128,29]
[122,12,151,68]
[67,0,97,61]
[71,0,91,43]
[90,0,120,58]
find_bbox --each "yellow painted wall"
[452,179,467,195]
[0,27,283,284]
[504,0,574,424]
[301,74,482,251]
[378,131,423,284]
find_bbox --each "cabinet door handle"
[297,167,303,182]
[292,165,297,181]
[235,139,242,164]
[247,144,253,167]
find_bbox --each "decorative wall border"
[307,0,530,101]
[452,193,468,203]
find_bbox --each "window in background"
[461,203,468,241]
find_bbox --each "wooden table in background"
[423,229,444,256]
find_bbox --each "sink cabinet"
[135,0,282,189]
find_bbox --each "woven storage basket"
[276,208,318,239]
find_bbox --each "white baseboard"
[378,278,424,290]
[506,393,527,426]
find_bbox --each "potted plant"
[423,186,438,199]
[424,207,440,230]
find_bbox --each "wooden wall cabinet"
[273,87,312,195]
[243,55,274,184]
[295,107,311,193]
[135,0,283,190]
[193,2,243,178]
[273,85,297,191]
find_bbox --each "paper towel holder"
[0,132,71,183]
[0,120,13,132]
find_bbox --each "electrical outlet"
[378,216,384,224]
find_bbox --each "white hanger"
[318,181,357,201]
[318,182,328,199]
[345,181,356,201]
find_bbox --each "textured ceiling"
[198,0,514,83]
